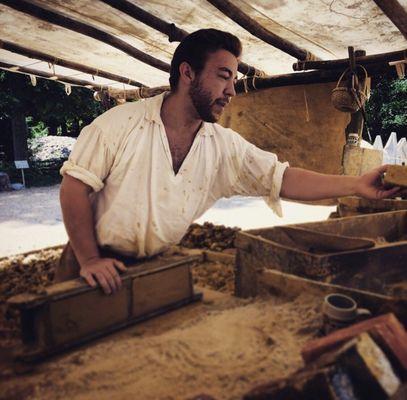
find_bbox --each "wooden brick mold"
[7,255,202,361]
[235,211,407,299]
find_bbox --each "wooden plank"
[293,49,407,71]
[301,313,407,365]
[279,226,375,253]
[48,285,129,346]
[235,211,407,295]
[8,256,202,360]
[259,269,405,314]
[132,264,192,316]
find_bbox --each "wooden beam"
[0,0,170,72]
[293,49,407,71]
[102,61,395,101]
[100,0,264,77]
[235,62,393,93]
[373,0,407,40]
[98,85,170,102]
[100,0,189,42]
[206,0,319,61]
[0,40,147,88]
[0,61,110,91]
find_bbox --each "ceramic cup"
[322,293,371,335]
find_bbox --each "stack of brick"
[244,313,407,399]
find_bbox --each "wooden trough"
[235,211,407,321]
[7,254,202,361]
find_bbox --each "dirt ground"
[0,248,323,400]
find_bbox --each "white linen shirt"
[60,93,289,257]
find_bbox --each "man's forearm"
[60,175,100,267]
[280,167,358,201]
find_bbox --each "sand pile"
[1,291,322,400]
[0,244,323,400]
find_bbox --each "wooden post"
[373,0,407,40]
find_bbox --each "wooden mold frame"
[7,255,202,361]
[235,211,407,299]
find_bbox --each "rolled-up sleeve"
[60,123,114,192]
[227,137,289,217]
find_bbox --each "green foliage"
[0,70,104,137]
[365,75,407,143]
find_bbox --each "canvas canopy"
[0,0,406,91]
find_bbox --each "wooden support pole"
[293,49,407,71]
[0,40,146,88]
[0,61,110,91]
[0,0,170,72]
[235,61,390,93]
[206,0,319,61]
[101,60,393,101]
[100,0,264,77]
[373,0,407,40]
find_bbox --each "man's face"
[188,49,238,123]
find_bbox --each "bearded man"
[57,29,400,294]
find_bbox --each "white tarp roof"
[0,0,406,90]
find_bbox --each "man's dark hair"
[169,29,242,91]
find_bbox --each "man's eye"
[219,75,229,80]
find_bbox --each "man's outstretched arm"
[60,175,126,294]
[280,165,401,201]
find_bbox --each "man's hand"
[80,257,127,295]
[355,165,403,200]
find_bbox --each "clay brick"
[301,313,407,364]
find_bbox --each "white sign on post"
[14,160,29,169]
[14,160,29,188]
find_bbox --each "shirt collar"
[143,92,214,137]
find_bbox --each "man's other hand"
[80,257,127,295]
[355,165,405,200]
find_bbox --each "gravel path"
[0,185,67,258]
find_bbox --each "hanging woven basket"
[331,65,368,113]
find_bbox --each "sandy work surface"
[1,289,321,400]
[0,247,322,400]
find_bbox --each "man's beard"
[189,78,218,123]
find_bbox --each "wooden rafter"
[372,0,407,40]
[293,49,407,71]
[0,61,110,91]
[100,0,264,77]
[206,0,320,61]
[101,61,395,102]
[0,0,170,72]
[0,40,147,87]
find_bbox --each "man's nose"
[225,79,236,97]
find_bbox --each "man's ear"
[179,62,196,85]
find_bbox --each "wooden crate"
[7,255,202,360]
[235,211,407,301]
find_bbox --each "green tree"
[365,74,407,143]
[0,70,104,138]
